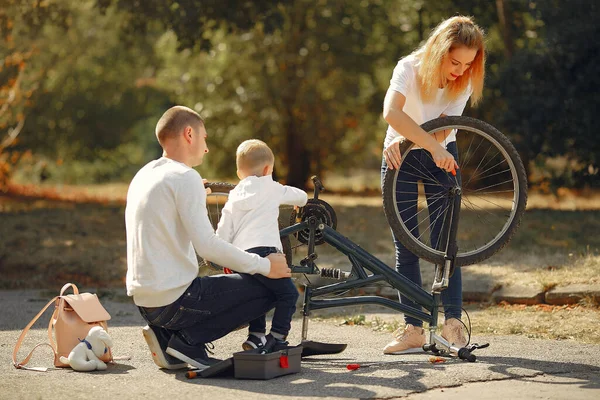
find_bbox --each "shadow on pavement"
[165,354,600,398]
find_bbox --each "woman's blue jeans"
[381,141,463,327]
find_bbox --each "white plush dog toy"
[59,326,113,371]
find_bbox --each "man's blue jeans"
[381,141,463,327]
[138,274,276,346]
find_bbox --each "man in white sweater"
[125,106,290,371]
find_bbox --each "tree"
[494,0,600,188]
[1,0,171,184]
[102,0,417,187]
[0,0,74,186]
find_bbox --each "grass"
[321,301,600,345]
[1,182,599,290]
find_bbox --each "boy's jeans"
[138,273,276,346]
[244,246,299,337]
[380,141,463,327]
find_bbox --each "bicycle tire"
[382,116,528,266]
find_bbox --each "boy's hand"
[266,253,291,279]
[203,179,212,194]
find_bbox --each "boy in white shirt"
[217,139,308,353]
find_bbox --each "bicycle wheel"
[382,116,527,266]
[203,182,293,268]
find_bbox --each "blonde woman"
[381,16,486,354]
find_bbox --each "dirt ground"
[1,188,599,290]
[1,189,600,345]
[0,194,127,289]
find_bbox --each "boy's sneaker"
[441,318,468,348]
[258,333,289,354]
[142,325,188,370]
[166,335,221,370]
[242,334,267,351]
[383,324,426,354]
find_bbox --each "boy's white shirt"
[125,157,271,307]
[216,175,308,252]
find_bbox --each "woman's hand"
[431,146,459,172]
[383,136,404,170]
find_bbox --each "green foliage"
[494,0,600,189]
[2,0,170,183]
[147,0,414,186]
[1,0,598,188]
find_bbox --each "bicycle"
[205,116,528,362]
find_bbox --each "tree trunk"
[496,0,514,59]
[285,117,310,189]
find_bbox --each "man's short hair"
[155,106,204,146]
[236,139,275,175]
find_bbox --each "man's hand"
[266,253,291,279]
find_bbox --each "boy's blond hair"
[236,139,275,176]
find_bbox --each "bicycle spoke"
[404,198,440,227]
[396,193,448,216]
[472,178,515,193]
[460,135,486,170]
[457,131,477,168]
[406,154,445,186]
[462,195,511,218]
[409,202,438,238]
[468,189,516,195]
[414,201,450,243]
[418,151,455,185]
[399,159,443,185]
[464,193,515,211]
[396,179,449,187]
[465,164,512,188]
[465,144,494,186]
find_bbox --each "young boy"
[216,139,308,353]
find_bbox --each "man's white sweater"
[125,158,270,307]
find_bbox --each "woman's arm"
[383,89,458,172]
[433,113,453,143]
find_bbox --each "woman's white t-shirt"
[384,54,472,149]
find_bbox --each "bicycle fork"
[431,186,461,293]
[427,186,487,361]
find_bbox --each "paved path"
[1,290,599,399]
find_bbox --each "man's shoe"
[142,325,188,370]
[383,324,426,355]
[441,318,468,348]
[258,333,289,354]
[166,335,221,370]
[242,334,267,351]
